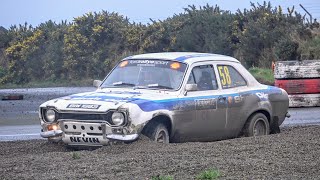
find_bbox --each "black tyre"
[244,113,270,137]
[144,122,169,143]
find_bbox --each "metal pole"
[300,4,312,23]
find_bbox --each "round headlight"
[45,109,56,122]
[111,112,125,126]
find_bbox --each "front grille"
[58,113,111,121]
[57,111,113,123]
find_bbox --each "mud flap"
[270,117,280,134]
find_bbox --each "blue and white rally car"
[39,52,289,147]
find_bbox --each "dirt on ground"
[0,126,319,180]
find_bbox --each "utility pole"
[300,4,312,24]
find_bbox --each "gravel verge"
[0,126,319,179]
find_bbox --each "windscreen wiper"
[112,81,135,87]
[147,84,173,89]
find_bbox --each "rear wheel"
[144,122,169,143]
[244,113,270,137]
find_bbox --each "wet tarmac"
[0,87,95,126]
[0,87,95,141]
[284,107,320,126]
[0,125,40,141]
[0,87,319,141]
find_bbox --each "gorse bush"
[0,1,319,85]
[299,34,320,60]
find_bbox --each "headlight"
[111,112,125,126]
[45,109,56,122]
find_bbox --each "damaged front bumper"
[40,121,139,146]
[40,130,63,138]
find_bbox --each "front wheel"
[144,122,169,143]
[243,113,270,137]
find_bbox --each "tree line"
[0,1,319,85]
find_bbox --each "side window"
[217,65,247,89]
[187,72,195,84]
[187,65,218,91]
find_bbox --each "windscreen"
[101,59,187,90]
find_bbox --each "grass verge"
[249,67,274,85]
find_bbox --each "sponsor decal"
[195,98,217,110]
[115,59,187,72]
[67,104,101,109]
[256,92,269,101]
[172,100,195,111]
[129,60,169,66]
[234,95,244,103]
[70,136,100,143]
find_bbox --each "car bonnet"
[46,89,175,112]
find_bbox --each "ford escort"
[39,52,289,147]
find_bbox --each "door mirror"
[93,80,102,88]
[185,84,198,92]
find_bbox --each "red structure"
[275,79,320,94]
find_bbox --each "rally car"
[39,52,289,147]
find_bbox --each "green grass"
[150,169,221,180]
[72,152,81,160]
[249,67,274,85]
[0,79,94,89]
[196,169,220,180]
[151,175,174,180]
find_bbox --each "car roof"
[124,52,240,64]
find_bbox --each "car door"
[216,63,248,137]
[179,62,227,141]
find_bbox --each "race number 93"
[218,66,232,86]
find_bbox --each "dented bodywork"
[39,52,289,146]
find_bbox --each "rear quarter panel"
[229,85,288,136]
[268,87,289,125]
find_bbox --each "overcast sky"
[1,0,319,28]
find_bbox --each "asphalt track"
[0,87,319,141]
